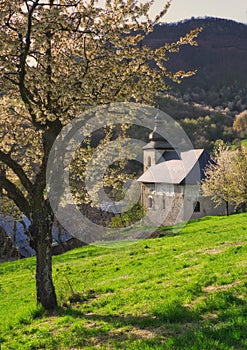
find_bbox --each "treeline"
[157,95,241,151]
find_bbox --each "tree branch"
[17,0,47,130]
[0,151,33,194]
[0,175,31,218]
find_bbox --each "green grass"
[0,213,247,349]
[241,139,247,147]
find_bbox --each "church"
[137,117,227,226]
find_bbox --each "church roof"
[137,149,211,184]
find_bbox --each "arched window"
[194,201,200,212]
[148,196,153,209]
[163,196,166,209]
[147,156,151,167]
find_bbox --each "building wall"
[190,195,229,220]
[141,183,230,226]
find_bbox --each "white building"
[137,118,228,226]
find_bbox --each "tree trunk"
[35,236,57,309]
[30,207,57,310]
[242,202,246,213]
[226,201,229,216]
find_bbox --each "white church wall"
[141,183,232,227]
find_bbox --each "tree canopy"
[0,0,201,309]
[233,110,247,138]
[201,144,247,214]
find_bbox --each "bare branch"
[0,151,34,194]
[0,175,31,218]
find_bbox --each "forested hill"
[91,18,246,151]
[141,18,247,150]
[145,17,247,92]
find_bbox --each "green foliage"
[110,202,146,228]
[233,110,247,138]
[180,113,234,150]
[157,94,237,151]
[0,213,247,349]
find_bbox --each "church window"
[163,196,166,209]
[148,196,153,209]
[194,201,200,212]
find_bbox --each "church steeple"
[143,114,174,171]
[145,114,174,150]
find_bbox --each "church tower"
[143,115,174,172]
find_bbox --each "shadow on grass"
[43,291,247,349]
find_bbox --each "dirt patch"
[203,280,241,293]
[51,325,71,335]
[202,313,218,320]
[205,248,223,254]
[198,241,246,256]
[112,275,130,281]
[128,327,155,339]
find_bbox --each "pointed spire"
[144,113,174,150]
[149,113,165,142]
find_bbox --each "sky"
[149,0,247,24]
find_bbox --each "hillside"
[144,18,247,150]
[156,94,235,150]
[147,18,247,95]
[0,213,246,349]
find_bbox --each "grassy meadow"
[0,213,247,349]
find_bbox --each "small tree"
[230,146,247,210]
[201,144,247,215]
[201,145,235,215]
[233,110,247,138]
[0,0,201,309]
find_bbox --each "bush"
[110,202,146,228]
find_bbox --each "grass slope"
[0,214,247,349]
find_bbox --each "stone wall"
[141,183,231,227]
